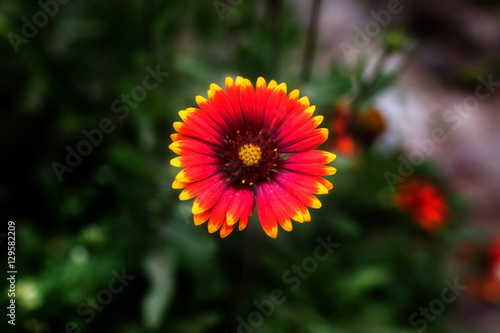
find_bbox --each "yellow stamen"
[238,144,262,166]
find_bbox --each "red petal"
[274,175,322,209]
[279,128,329,154]
[256,183,278,238]
[271,101,313,140]
[193,208,212,226]
[317,177,334,191]
[169,139,220,156]
[195,95,234,136]
[170,155,222,168]
[207,186,237,233]
[262,83,287,130]
[281,163,337,177]
[174,115,225,146]
[277,170,330,195]
[267,88,301,132]
[238,214,250,231]
[265,180,310,223]
[179,172,226,200]
[239,78,257,129]
[254,77,276,131]
[220,220,237,238]
[183,107,231,140]
[284,150,336,164]
[175,164,221,184]
[226,185,255,226]
[259,182,293,232]
[192,178,227,215]
[217,78,245,130]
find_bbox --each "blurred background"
[1,0,499,332]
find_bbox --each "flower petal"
[256,183,279,238]
[220,220,237,238]
[239,78,257,129]
[195,95,234,136]
[207,186,237,233]
[169,139,220,156]
[192,178,227,215]
[175,164,221,184]
[172,179,189,189]
[254,77,277,131]
[277,170,330,195]
[281,162,337,177]
[279,128,329,154]
[264,183,294,232]
[266,179,310,223]
[226,185,255,226]
[284,150,336,164]
[193,208,212,226]
[179,172,226,201]
[173,116,226,146]
[170,155,221,168]
[273,175,322,209]
[238,214,251,231]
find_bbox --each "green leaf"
[142,248,178,330]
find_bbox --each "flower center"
[238,144,262,166]
[223,130,279,186]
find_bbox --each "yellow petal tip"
[195,95,207,105]
[289,89,300,100]
[263,225,278,238]
[173,122,183,132]
[325,152,337,163]
[310,198,322,209]
[299,96,310,108]
[170,157,182,167]
[268,80,278,90]
[256,77,266,88]
[169,141,181,154]
[275,82,287,94]
[179,189,193,201]
[178,110,190,121]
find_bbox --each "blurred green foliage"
[0,0,473,332]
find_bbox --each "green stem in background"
[234,217,253,318]
[350,42,417,111]
[268,0,283,78]
[350,49,389,111]
[300,0,322,83]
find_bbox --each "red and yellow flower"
[395,177,449,232]
[170,77,336,238]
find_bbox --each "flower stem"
[300,0,322,83]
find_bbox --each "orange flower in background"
[486,238,500,279]
[330,101,386,156]
[395,177,449,232]
[330,100,357,156]
[465,238,500,304]
[479,277,500,303]
[334,136,357,156]
[170,77,336,238]
[354,106,386,146]
[480,239,500,303]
